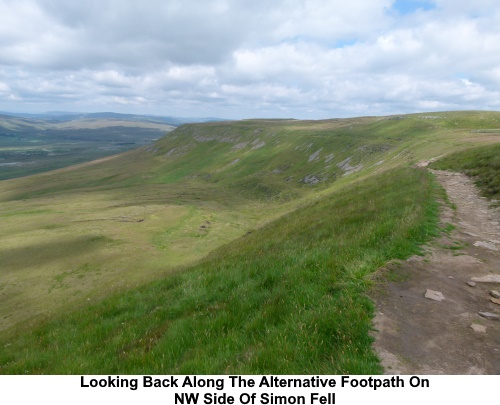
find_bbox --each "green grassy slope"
[5,111,500,200]
[0,167,438,374]
[1,110,500,373]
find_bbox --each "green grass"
[430,143,500,202]
[0,167,439,374]
[2,111,500,374]
[442,223,456,234]
[0,181,274,333]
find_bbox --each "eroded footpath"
[373,168,500,374]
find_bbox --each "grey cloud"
[2,0,396,70]
[1,0,500,118]
[11,0,276,69]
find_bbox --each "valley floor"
[373,167,500,374]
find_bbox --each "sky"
[1,0,500,119]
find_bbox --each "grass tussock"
[0,167,439,374]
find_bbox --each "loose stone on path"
[471,275,500,283]
[425,289,445,302]
[491,290,500,299]
[467,281,476,287]
[478,312,500,320]
[473,241,499,251]
[470,324,487,333]
[464,232,479,237]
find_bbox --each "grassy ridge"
[0,167,439,374]
[2,111,500,374]
[4,111,500,202]
[1,115,435,333]
[430,144,500,202]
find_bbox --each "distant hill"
[0,111,194,180]
[0,111,228,126]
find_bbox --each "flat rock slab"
[470,324,487,333]
[464,232,479,237]
[478,312,500,320]
[491,298,500,306]
[491,290,500,299]
[473,241,499,251]
[471,275,500,283]
[425,289,445,302]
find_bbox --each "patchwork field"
[0,112,179,180]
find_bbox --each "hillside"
[0,112,178,180]
[1,111,499,373]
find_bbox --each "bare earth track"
[373,167,500,374]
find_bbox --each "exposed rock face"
[303,174,320,185]
[337,157,362,176]
[325,153,335,163]
[250,140,266,150]
[232,142,248,150]
[308,148,323,162]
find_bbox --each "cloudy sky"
[1,0,500,119]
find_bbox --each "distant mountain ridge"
[0,111,228,126]
[0,111,228,180]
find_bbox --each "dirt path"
[372,168,500,374]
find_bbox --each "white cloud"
[268,0,393,41]
[0,82,10,92]
[0,0,500,118]
[92,70,135,88]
